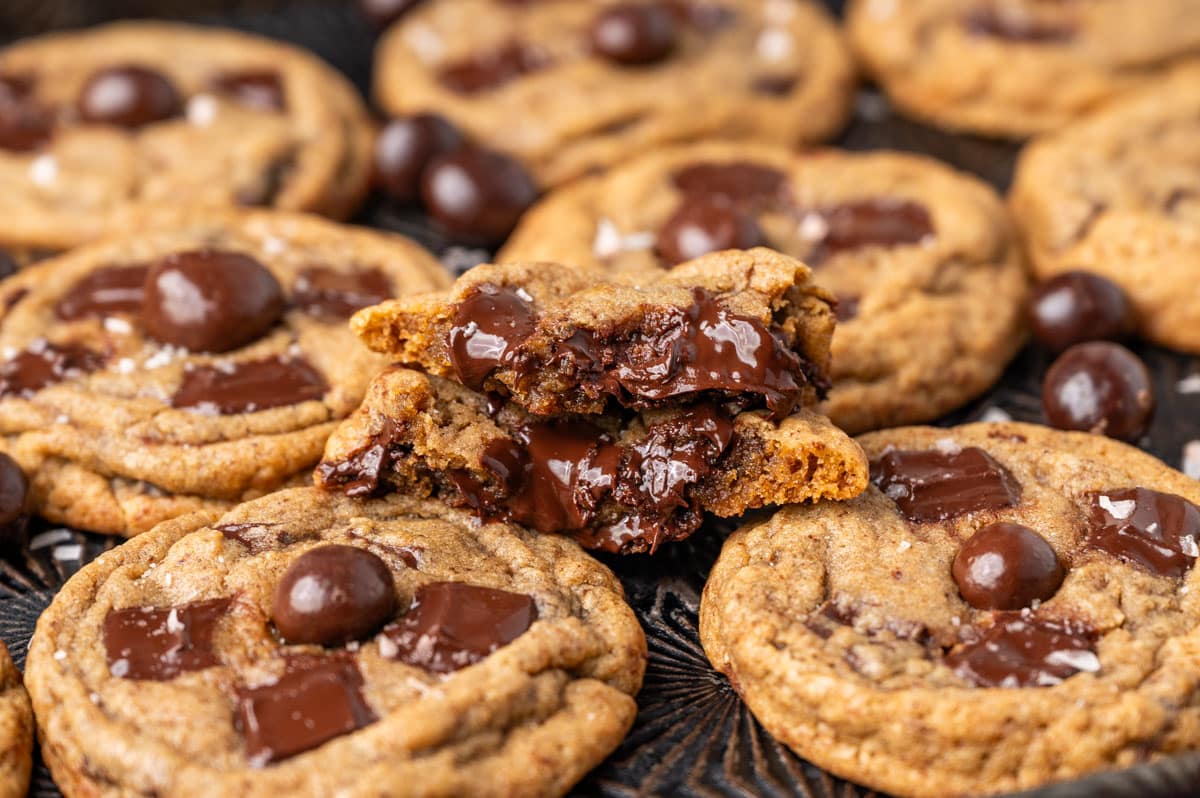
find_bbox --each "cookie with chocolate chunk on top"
[27,486,644,797]
[0,208,447,536]
[701,422,1200,798]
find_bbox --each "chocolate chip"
[1084,488,1200,578]
[0,75,51,152]
[55,265,148,321]
[211,70,286,112]
[103,598,232,681]
[448,283,538,390]
[438,42,550,94]
[945,615,1097,688]
[237,654,376,766]
[1028,271,1136,352]
[872,446,1021,524]
[142,249,285,352]
[0,342,104,398]
[1042,342,1154,441]
[672,161,787,207]
[0,453,29,550]
[953,523,1064,610]
[77,65,182,128]
[964,8,1075,42]
[358,0,423,28]
[293,266,392,321]
[374,114,465,204]
[172,356,327,415]
[272,545,397,646]
[591,3,679,66]
[811,199,934,258]
[381,582,536,672]
[656,197,766,265]
[420,147,538,245]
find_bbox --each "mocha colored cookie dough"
[846,0,1200,138]
[0,643,32,798]
[701,422,1200,797]
[0,208,448,536]
[1010,62,1200,354]
[373,0,855,187]
[0,21,374,255]
[26,487,645,797]
[499,143,1028,434]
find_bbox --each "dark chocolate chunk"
[946,615,1098,688]
[448,282,538,390]
[54,265,148,321]
[0,74,52,152]
[0,342,104,398]
[272,545,397,646]
[382,581,536,673]
[1042,342,1154,441]
[437,42,550,94]
[293,266,392,321]
[142,249,285,353]
[672,161,786,207]
[210,70,286,112]
[953,522,1064,610]
[77,65,181,128]
[590,3,679,66]
[810,199,934,258]
[1084,488,1200,578]
[964,8,1075,42]
[172,357,327,415]
[314,418,403,498]
[237,654,376,766]
[872,446,1021,523]
[1028,271,1136,352]
[374,114,465,204]
[0,452,29,550]
[103,597,232,681]
[656,197,766,265]
[420,147,539,245]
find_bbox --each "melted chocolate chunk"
[54,265,148,321]
[448,283,538,390]
[382,582,536,673]
[103,597,232,681]
[77,65,182,128]
[1084,488,1200,578]
[0,452,29,550]
[172,357,327,415]
[216,522,290,553]
[656,197,766,265]
[293,266,392,321]
[0,74,52,152]
[210,70,286,111]
[438,42,550,94]
[953,522,1064,610]
[946,615,1098,688]
[237,654,376,766]
[672,161,787,207]
[314,419,403,498]
[810,199,934,259]
[0,342,104,398]
[1042,342,1154,442]
[964,7,1075,43]
[272,545,397,646]
[590,3,679,66]
[872,446,1021,523]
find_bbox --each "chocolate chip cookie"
[0,208,448,536]
[0,643,32,798]
[316,366,867,554]
[498,143,1029,434]
[1010,62,1200,354]
[26,486,645,797]
[701,421,1200,797]
[0,21,374,256]
[846,0,1200,138]
[373,0,855,187]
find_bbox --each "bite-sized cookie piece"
[373,0,855,187]
[0,21,374,255]
[353,248,837,419]
[0,209,448,536]
[499,143,1028,434]
[27,487,645,797]
[701,422,1200,797]
[0,643,32,798]
[316,367,867,554]
[1010,63,1200,353]
[845,0,1200,138]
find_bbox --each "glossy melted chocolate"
[871,446,1021,523]
[1084,488,1200,578]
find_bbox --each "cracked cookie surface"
[0,208,448,536]
[700,422,1200,798]
[0,643,32,798]
[26,487,645,798]
[373,0,854,187]
[845,0,1200,138]
[1010,63,1200,354]
[0,21,374,254]
[498,143,1028,434]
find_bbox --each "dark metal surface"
[1,2,1199,797]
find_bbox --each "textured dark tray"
[2,2,1200,797]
